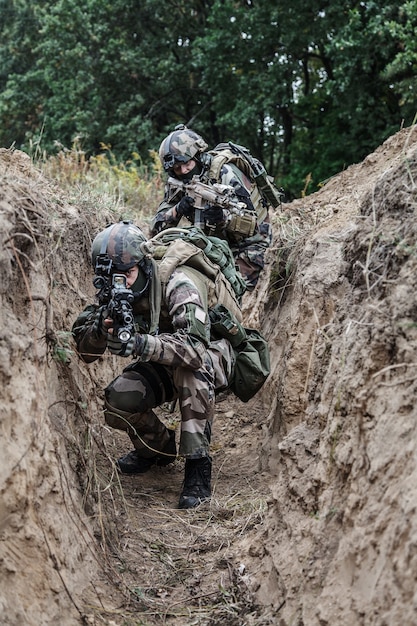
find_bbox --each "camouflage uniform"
[72,266,235,461]
[152,128,273,291]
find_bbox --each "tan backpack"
[207,141,282,223]
[147,227,245,322]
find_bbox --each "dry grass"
[268,208,307,306]
[38,141,165,230]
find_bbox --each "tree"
[0,0,46,148]
[0,0,416,197]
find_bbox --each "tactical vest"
[206,142,282,224]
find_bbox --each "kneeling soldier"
[72,221,238,509]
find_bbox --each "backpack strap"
[147,257,162,335]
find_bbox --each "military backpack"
[145,227,271,402]
[206,141,282,224]
[146,226,246,322]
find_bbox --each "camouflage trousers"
[104,338,234,459]
[232,219,273,291]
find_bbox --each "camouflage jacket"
[72,265,214,370]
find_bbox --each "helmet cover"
[91,221,147,272]
[159,125,208,172]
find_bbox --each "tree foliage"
[1,0,416,197]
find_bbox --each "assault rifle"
[167,175,253,232]
[93,258,134,343]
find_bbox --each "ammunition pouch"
[209,304,247,347]
[225,211,257,238]
[254,172,283,208]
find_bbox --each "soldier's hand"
[204,205,224,224]
[92,306,110,338]
[176,195,195,218]
[107,332,136,357]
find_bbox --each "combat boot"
[117,430,176,474]
[116,450,154,474]
[178,456,212,509]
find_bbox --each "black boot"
[178,457,212,509]
[116,450,155,475]
[117,430,177,475]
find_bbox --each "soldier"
[151,125,274,291]
[72,221,238,509]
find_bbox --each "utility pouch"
[230,328,271,402]
[253,171,283,209]
[225,211,257,238]
[209,304,270,402]
[209,304,247,347]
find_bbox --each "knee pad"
[105,361,174,414]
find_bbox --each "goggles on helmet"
[162,152,191,172]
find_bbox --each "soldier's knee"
[104,400,132,431]
[104,362,175,414]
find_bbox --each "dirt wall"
[1,126,417,625]
[0,150,119,625]
[251,126,417,625]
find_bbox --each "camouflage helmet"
[91,221,152,296]
[159,124,208,173]
[91,221,148,271]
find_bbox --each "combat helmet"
[159,124,208,174]
[91,221,151,295]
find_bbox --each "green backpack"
[149,227,247,302]
[148,228,271,402]
[209,304,271,402]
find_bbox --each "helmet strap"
[132,257,153,299]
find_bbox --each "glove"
[107,332,136,357]
[176,195,195,218]
[91,306,109,339]
[204,205,224,224]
